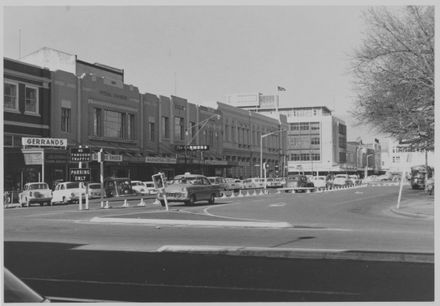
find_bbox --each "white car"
[310,176,327,189]
[51,181,86,204]
[143,181,158,195]
[87,183,103,199]
[242,178,265,189]
[131,180,148,194]
[19,182,52,207]
[333,174,352,187]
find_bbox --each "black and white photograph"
[2,1,437,303]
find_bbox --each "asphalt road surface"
[3,185,435,302]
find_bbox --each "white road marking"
[269,202,286,207]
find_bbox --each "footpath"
[390,194,434,219]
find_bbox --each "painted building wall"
[50,70,78,144]
[80,73,141,153]
[20,47,77,75]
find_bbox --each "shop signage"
[70,147,91,162]
[91,153,123,162]
[70,168,91,182]
[175,145,210,151]
[22,137,67,148]
[204,160,228,165]
[23,152,43,165]
[145,157,177,164]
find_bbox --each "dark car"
[410,165,433,190]
[285,175,314,192]
[104,177,136,197]
[157,173,222,206]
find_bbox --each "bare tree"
[351,6,434,150]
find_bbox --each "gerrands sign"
[22,137,67,148]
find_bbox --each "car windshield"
[88,184,101,189]
[132,182,143,186]
[66,182,81,189]
[29,183,49,190]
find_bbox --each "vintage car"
[143,181,158,195]
[131,180,149,194]
[333,174,352,187]
[18,182,52,207]
[87,183,103,199]
[208,177,230,194]
[285,175,314,192]
[51,181,86,204]
[157,173,222,206]
[103,177,135,197]
[242,177,265,189]
[310,176,327,190]
[224,178,243,192]
[348,175,362,186]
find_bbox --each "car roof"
[174,173,206,179]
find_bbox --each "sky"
[3,4,395,143]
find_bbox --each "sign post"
[152,173,168,211]
[98,149,105,208]
[70,146,91,210]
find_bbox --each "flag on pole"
[277,86,286,91]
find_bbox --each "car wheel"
[208,194,215,204]
[186,194,196,206]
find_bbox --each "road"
[3,185,435,302]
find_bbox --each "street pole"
[260,136,263,179]
[99,148,104,208]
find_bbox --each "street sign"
[71,147,91,162]
[175,145,210,151]
[70,168,91,182]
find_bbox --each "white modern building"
[224,93,348,175]
[381,138,434,173]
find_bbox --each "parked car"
[104,177,135,197]
[310,176,327,190]
[348,175,362,185]
[131,180,149,194]
[157,173,222,206]
[51,181,86,204]
[207,177,229,192]
[87,183,103,199]
[143,181,158,195]
[225,178,243,192]
[18,182,52,207]
[285,175,314,192]
[333,174,352,187]
[410,165,433,190]
[273,177,286,188]
[242,177,265,189]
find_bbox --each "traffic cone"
[122,199,129,208]
[104,201,110,209]
[137,198,146,207]
[153,198,161,205]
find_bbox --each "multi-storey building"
[3,58,56,190]
[218,102,287,179]
[381,139,434,173]
[225,93,348,175]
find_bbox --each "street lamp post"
[184,113,221,172]
[260,129,286,186]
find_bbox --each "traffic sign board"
[71,147,91,162]
[70,168,91,182]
